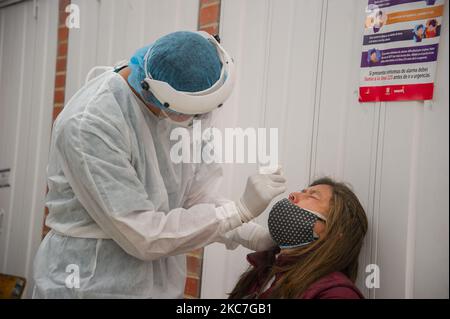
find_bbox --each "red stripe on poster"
[359,83,434,102]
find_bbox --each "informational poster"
[359,0,445,102]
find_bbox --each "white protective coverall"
[33,70,273,298]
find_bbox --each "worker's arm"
[56,111,242,261]
[183,160,277,252]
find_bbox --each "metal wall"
[0,0,58,297]
[0,0,200,298]
[202,0,449,299]
[65,0,199,102]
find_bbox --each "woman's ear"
[313,221,326,239]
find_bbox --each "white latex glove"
[228,222,276,251]
[236,170,287,223]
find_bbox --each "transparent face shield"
[139,32,235,127]
[158,108,209,128]
[139,83,198,127]
[142,99,213,128]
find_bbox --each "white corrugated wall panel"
[203,0,449,299]
[309,0,379,298]
[202,0,324,298]
[0,0,58,298]
[412,9,449,296]
[65,0,199,102]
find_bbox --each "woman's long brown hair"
[228,177,368,299]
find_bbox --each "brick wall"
[183,0,222,299]
[198,0,221,35]
[42,0,71,240]
[41,0,222,299]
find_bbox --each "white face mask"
[268,198,327,249]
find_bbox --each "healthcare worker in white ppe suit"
[32,31,286,298]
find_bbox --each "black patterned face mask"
[268,198,327,249]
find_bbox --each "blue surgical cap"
[128,31,222,110]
